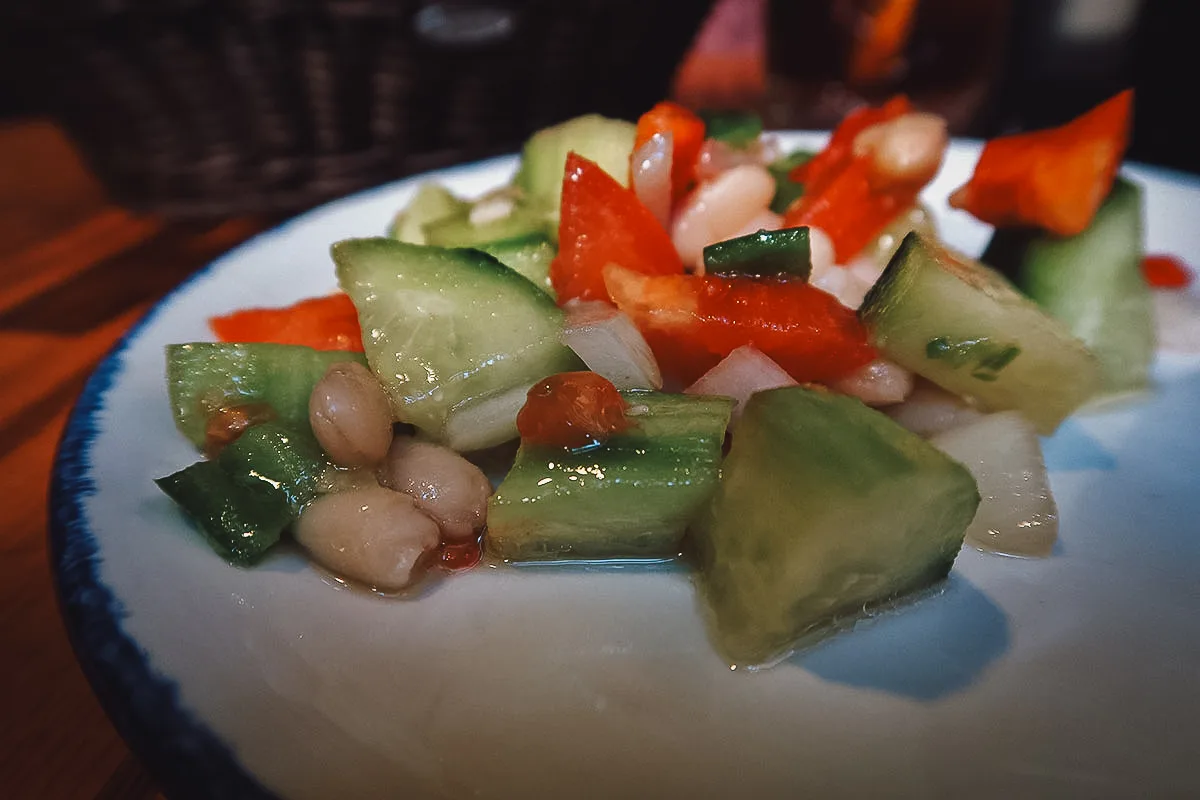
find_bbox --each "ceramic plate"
[51,136,1200,800]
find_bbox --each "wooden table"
[0,119,271,800]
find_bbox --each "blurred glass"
[762,0,1011,135]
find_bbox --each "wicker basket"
[4,1,714,216]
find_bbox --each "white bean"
[309,361,393,468]
[671,164,776,269]
[378,437,492,542]
[294,485,440,593]
[854,112,948,188]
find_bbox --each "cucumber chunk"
[424,204,550,248]
[513,114,636,212]
[693,386,980,666]
[167,342,366,449]
[388,183,468,244]
[217,422,329,514]
[334,238,581,450]
[476,233,557,296]
[486,392,733,562]
[859,233,1102,434]
[982,177,1153,394]
[703,226,811,279]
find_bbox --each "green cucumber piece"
[217,422,329,514]
[767,148,813,214]
[333,238,581,450]
[424,203,550,248]
[859,233,1102,434]
[476,233,557,296]
[156,460,292,565]
[167,343,367,449]
[486,392,733,562]
[699,110,763,148]
[693,386,980,666]
[703,226,811,279]
[513,114,636,212]
[982,177,1153,394]
[388,183,468,244]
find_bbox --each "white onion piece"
[807,226,836,278]
[931,411,1058,558]
[468,191,517,226]
[561,301,663,390]
[632,131,673,228]
[694,138,774,183]
[685,345,797,425]
[442,383,532,452]
[831,358,914,406]
[1154,289,1200,353]
[885,379,985,438]
[672,164,776,270]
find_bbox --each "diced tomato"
[209,293,364,352]
[950,90,1134,236]
[789,95,912,193]
[783,157,918,263]
[1142,254,1194,289]
[634,101,706,202]
[848,0,919,85]
[203,403,276,459]
[603,264,876,386]
[551,152,685,305]
[438,535,484,572]
[517,372,631,449]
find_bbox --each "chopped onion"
[443,383,532,452]
[468,188,518,226]
[807,226,836,278]
[631,131,673,228]
[931,411,1058,558]
[830,358,913,406]
[694,138,774,183]
[1154,289,1200,353]
[885,379,985,438]
[685,345,797,425]
[561,301,662,390]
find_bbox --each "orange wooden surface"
[0,119,271,800]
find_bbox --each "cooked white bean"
[309,362,393,468]
[294,485,440,593]
[671,164,776,269]
[378,437,492,542]
[854,112,948,187]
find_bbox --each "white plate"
[51,136,1200,799]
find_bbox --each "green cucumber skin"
[486,393,733,562]
[156,460,292,566]
[694,386,979,667]
[703,226,812,279]
[333,237,581,446]
[986,178,1154,394]
[859,233,1102,434]
[767,149,813,214]
[167,343,366,449]
[474,233,557,296]
[217,422,329,514]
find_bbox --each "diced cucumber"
[693,386,980,666]
[388,183,468,244]
[217,422,329,514]
[156,460,292,565]
[166,342,367,449]
[859,233,1102,434]
[476,233,557,296]
[333,238,581,450]
[513,114,637,212]
[698,110,763,148]
[702,226,811,279]
[486,392,733,562]
[423,204,550,248]
[982,177,1153,394]
[767,148,813,214]
[156,421,329,564]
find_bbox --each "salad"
[155,90,1196,668]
